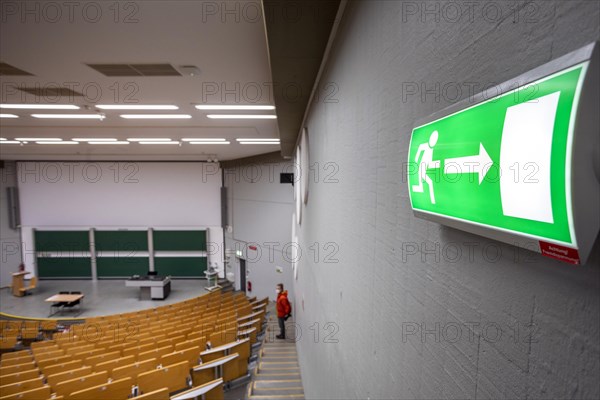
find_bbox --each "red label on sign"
[539,241,580,265]
[249,245,257,251]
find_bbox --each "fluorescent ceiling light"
[235,138,280,142]
[0,138,6,140]
[0,114,19,118]
[195,105,275,110]
[88,141,130,145]
[127,138,172,142]
[207,114,276,119]
[31,114,104,119]
[35,141,78,145]
[238,141,280,145]
[189,141,231,144]
[72,138,117,142]
[181,138,226,142]
[138,141,180,145]
[0,141,21,144]
[16,137,62,141]
[96,105,178,110]
[120,114,191,119]
[1,104,79,110]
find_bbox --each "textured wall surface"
[224,162,294,301]
[293,1,600,399]
[0,162,22,287]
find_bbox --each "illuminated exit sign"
[407,43,599,264]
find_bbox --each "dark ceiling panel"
[87,63,181,77]
[263,0,342,157]
[18,87,84,97]
[0,62,34,76]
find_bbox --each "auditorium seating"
[0,290,267,399]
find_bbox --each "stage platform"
[0,279,210,319]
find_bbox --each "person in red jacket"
[276,283,291,339]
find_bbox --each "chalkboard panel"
[154,257,207,277]
[153,230,207,251]
[95,230,148,252]
[35,231,89,252]
[97,256,149,277]
[37,257,92,278]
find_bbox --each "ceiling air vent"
[87,63,181,77]
[18,87,84,97]
[0,62,34,76]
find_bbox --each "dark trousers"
[278,316,285,337]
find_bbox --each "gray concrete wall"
[0,161,22,288]
[293,1,600,399]
[224,162,294,302]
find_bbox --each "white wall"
[15,162,223,276]
[294,1,600,399]
[0,162,22,287]
[224,162,294,301]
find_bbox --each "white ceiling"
[0,0,280,161]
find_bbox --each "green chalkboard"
[97,256,149,277]
[154,257,207,277]
[37,257,92,278]
[153,230,207,251]
[35,231,90,252]
[95,230,148,252]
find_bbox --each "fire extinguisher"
[247,281,252,292]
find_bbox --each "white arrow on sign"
[443,143,493,184]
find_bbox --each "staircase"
[246,311,304,400]
[217,278,234,293]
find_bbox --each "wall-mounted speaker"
[280,173,294,185]
[6,187,20,230]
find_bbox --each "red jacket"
[276,290,291,318]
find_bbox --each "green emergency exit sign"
[407,43,600,264]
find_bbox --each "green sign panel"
[408,63,588,246]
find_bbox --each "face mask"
[276,289,281,295]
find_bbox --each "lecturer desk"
[12,272,30,297]
[125,275,171,300]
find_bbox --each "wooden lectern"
[12,271,30,297]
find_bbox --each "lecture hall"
[1,1,599,399]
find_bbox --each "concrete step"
[254,380,303,389]
[253,372,301,381]
[260,361,299,368]
[261,356,298,362]
[262,349,297,355]
[253,386,304,396]
[248,396,304,400]
[258,364,299,374]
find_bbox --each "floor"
[0,279,210,319]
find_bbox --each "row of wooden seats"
[0,377,224,400]
[0,320,59,351]
[1,291,262,400]
[1,342,245,398]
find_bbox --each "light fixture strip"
[195,105,275,110]
[120,114,191,119]
[127,138,172,142]
[181,138,226,142]
[138,141,180,145]
[0,114,19,118]
[16,138,63,141]
[35,141,78,145]
[235,138,280,142]
[206,114,276,119]
[96,105,179,110]
[1,104,79,110]
[88,141,130,145]
[189,141,231,145]
[72,138,118,142]
[31,114,104,119]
